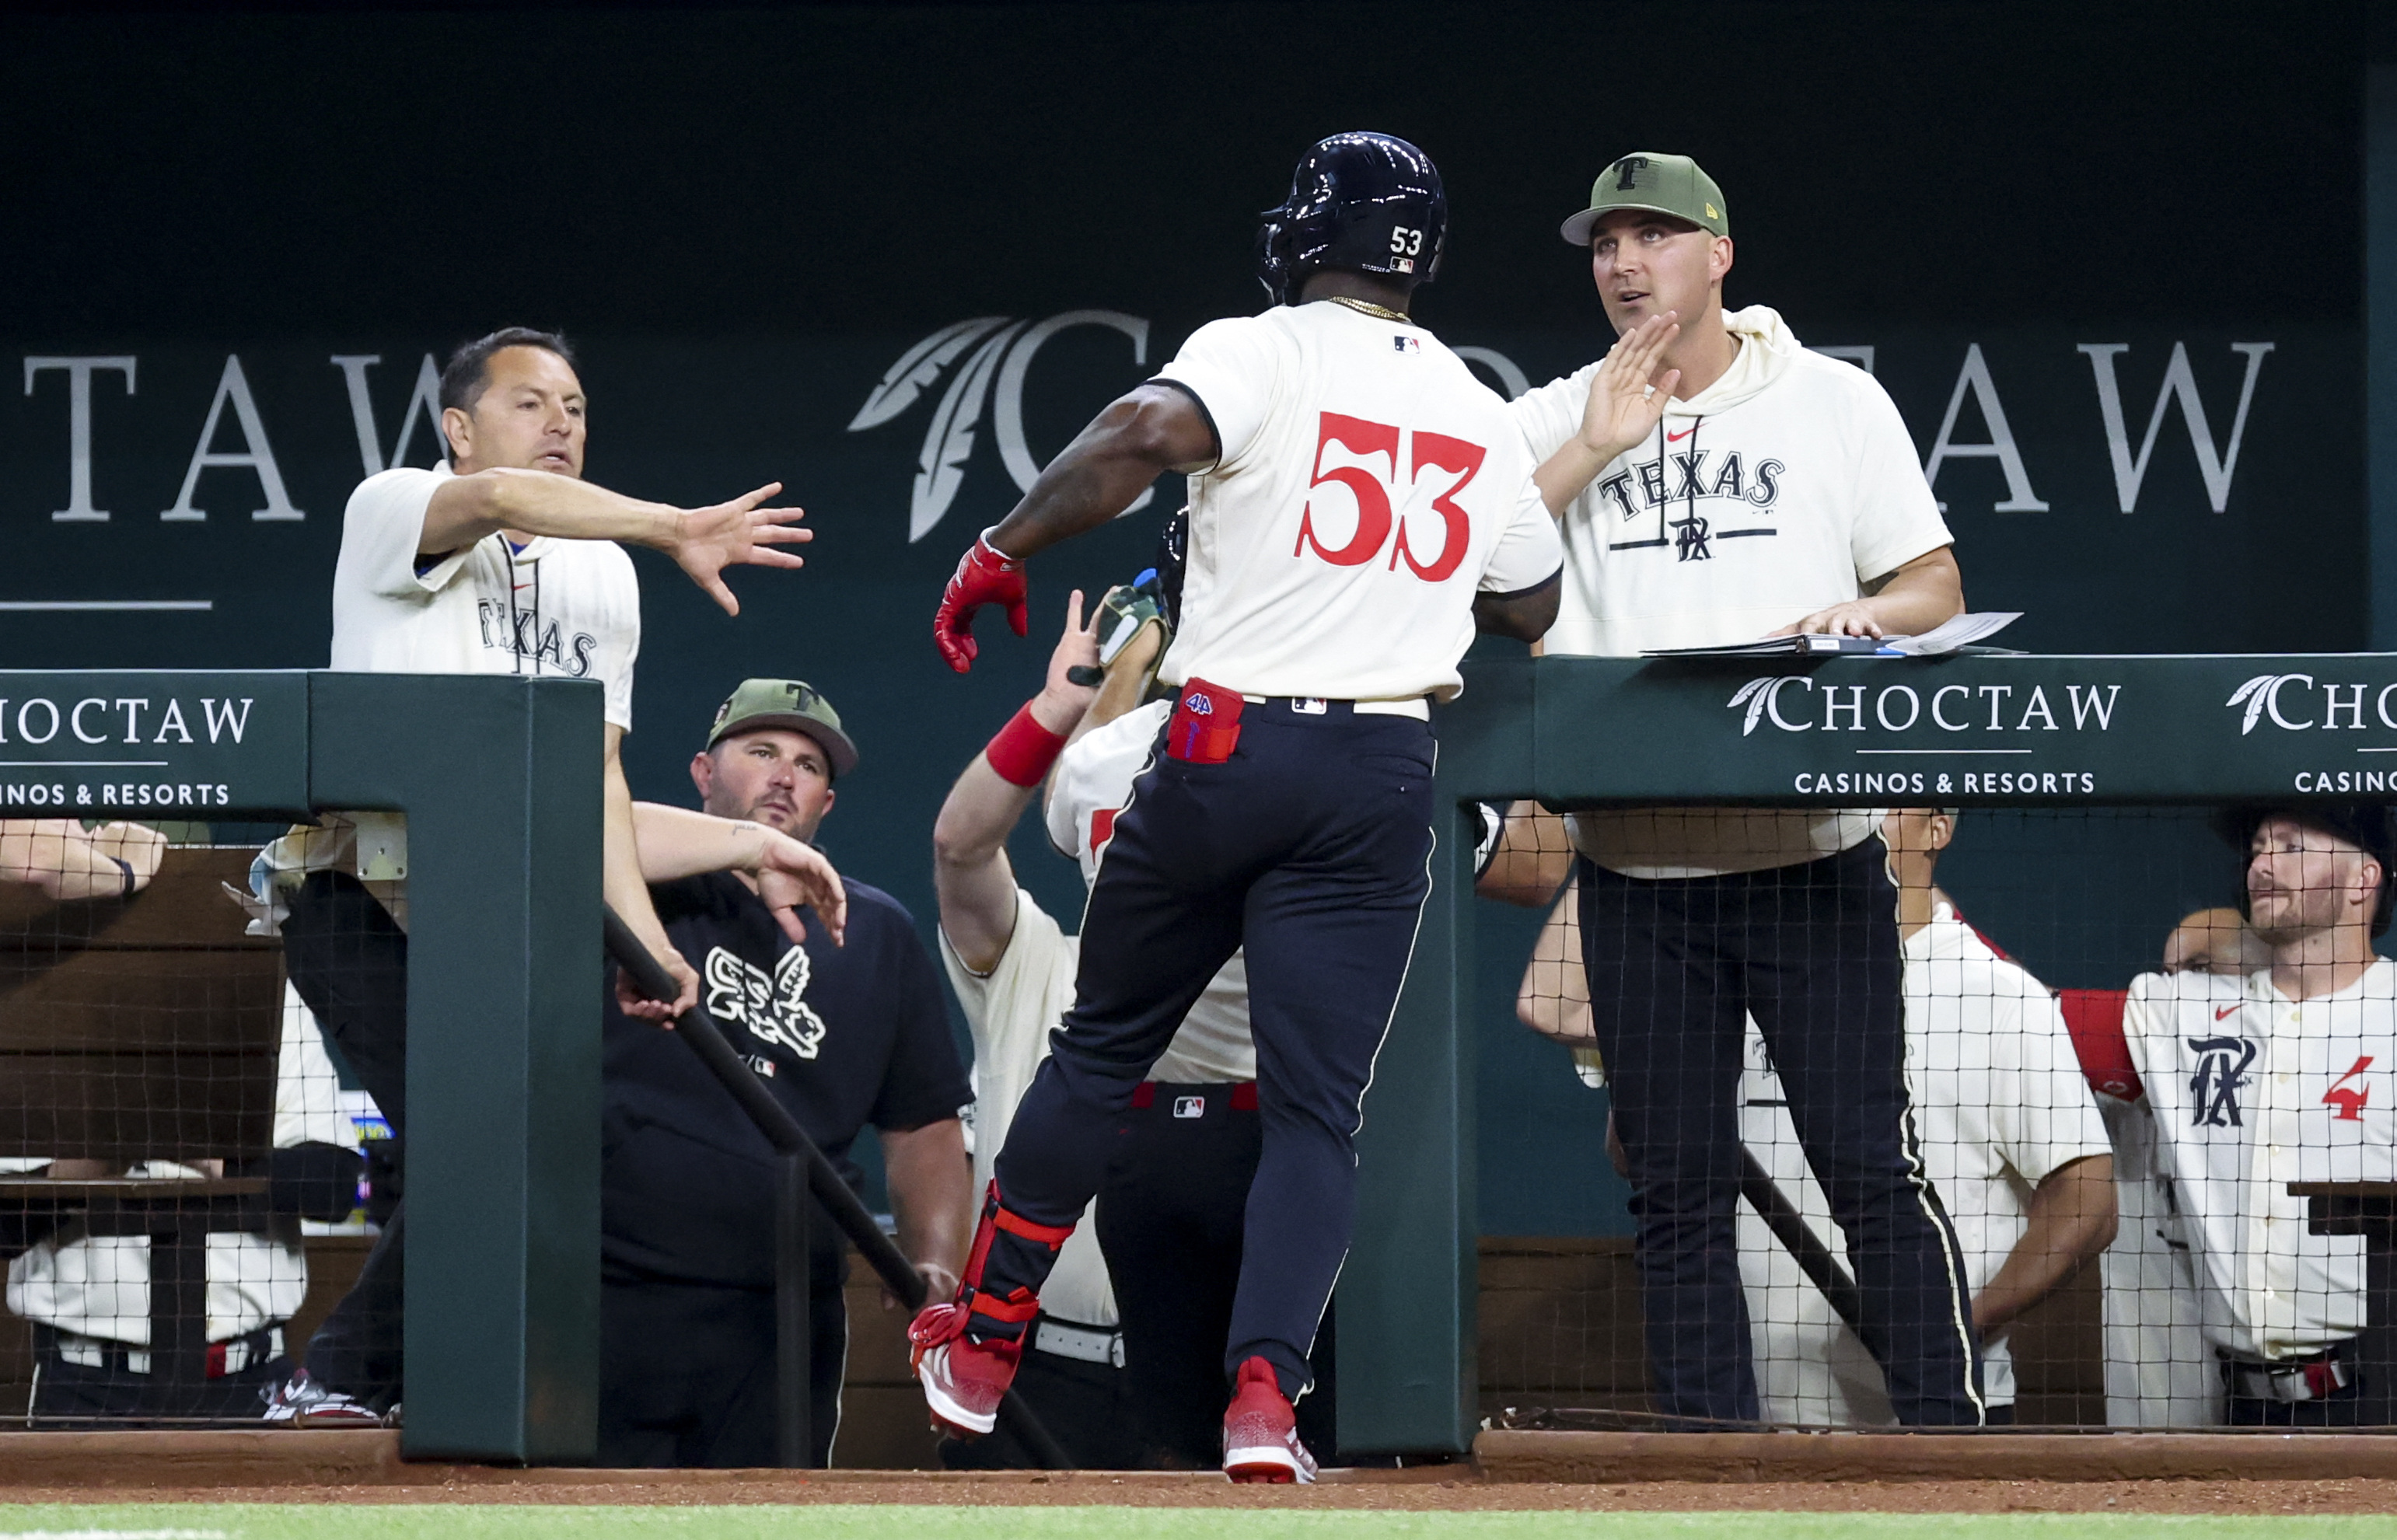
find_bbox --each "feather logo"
[847,317,1012,433]
[2226,673,2311,735]
[1728,676,1774,737]
[910,322,1025,543]
[851,310,1153,543]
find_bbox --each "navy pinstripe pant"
[987,701,1434,1401]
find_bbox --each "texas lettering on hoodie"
[1510,306,1955,878]
[1510,306,1951,659]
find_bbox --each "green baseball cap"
[706,679,859,779]
[1560,152,1729,245]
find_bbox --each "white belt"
[1236,695,1432,721]
[1033,1317,1125,1368]
[2224,1346,2353,1403]
[55,1325,281,1377]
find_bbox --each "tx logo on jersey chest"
[2187,1035,2258,1127]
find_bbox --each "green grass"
[1,1510,2395,1540]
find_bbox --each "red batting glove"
[935,533,1029,673]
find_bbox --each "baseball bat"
[1737,1145,1868,1338]
[603,906,1072,1470]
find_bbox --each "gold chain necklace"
[1326,295,1412,323]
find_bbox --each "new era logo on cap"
[1562,151,1729,245]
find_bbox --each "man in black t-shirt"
[599,679,973,1468]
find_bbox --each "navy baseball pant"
[281,870,408,1409]
[1097,1081,1340,1465]
[1576,839,1985,1427]
[984,700,1435,1401]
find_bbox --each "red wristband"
[984,702,1067,787]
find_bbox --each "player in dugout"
[2084,906,2246,1428]
[0,822,351,1422]
[1485,805,2116,1426]
[596,679,971,1468]
[253,327,847,1425]
[917,132,1563,1480]
[1513,152,1979,1427]
[928,569,1344,1469]
[2097,805,2397,1426]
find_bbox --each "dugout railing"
[0,670,601,1464]
[1344,651,2397,1454]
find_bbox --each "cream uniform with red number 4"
[2123,961,2397,1361]
[1151,302,1561,704]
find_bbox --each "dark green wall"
[0,0,2374,1236]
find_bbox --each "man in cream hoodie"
[1511,152,1978,1427]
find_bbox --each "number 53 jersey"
[1150,301,1563,704]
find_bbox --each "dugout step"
[1471,1430,2397,1484]
[0,1430,1457,1487]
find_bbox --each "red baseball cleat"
[1221,1355,1317,1483]
[909,1301,1021,1439]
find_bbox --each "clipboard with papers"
[1640,611,2022,659]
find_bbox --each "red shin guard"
[955,1181,1076,1343]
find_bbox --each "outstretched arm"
[936,387,1214,672]
[604,727,699,1022]
[419,473,812,618]
[0,820,167,901]
[932,593,1102,973]
[989,386,1218,560]
[631,803,847,948]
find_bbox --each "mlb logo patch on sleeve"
[1173,1095,1207,1119]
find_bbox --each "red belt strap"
[992,1206,1077,1246]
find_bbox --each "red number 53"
[1293,412,1485,581]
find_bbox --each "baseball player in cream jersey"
[915,132,1562,1480]
[1735,811,2114,1426]
[9,983,361,1420]
[934,587,1348,1468]
[2089,910,2263,1427]
[2116,806,2397,1426]
[1515,152,1979,1427]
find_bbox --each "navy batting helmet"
[1256,132,1447,306]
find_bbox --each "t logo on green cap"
[1612,155,1650,190]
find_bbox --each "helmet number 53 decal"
[1389,227,1426,256]
[1294,411,1483,582]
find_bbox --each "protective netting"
[1479,802,2397,1431]
[0,827,376,1426]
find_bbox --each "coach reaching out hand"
[257,327,835,1428]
